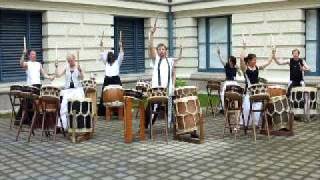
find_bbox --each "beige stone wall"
[42,11,114,86]
[174,17,198,77]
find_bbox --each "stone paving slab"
[0,114,319,180]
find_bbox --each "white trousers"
[58,88,85,129]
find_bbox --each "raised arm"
[240,46,247,73]
[54,62,66,78]
[20,49,28,69]
[216,47,226,66]
[258,50,274,70]
[259,58,273,70]
[173,44,183,62]
[235,65,242,76]
[273,49,289,65]
[77,63,84,80]
[117,37,124,65]
[148,20,157,61]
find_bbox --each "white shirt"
[100,51,124,77]
[64,65,82,89]
[26,61,41,85]
[151,54,175,96]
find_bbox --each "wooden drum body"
[290,86,318,115]
[40,86,61,112]
[174,96,200,135]
[267,95,292,131]
[248,84,268,96]
[267,85,287,97]
[82,80,97,116]
[67,98,93,142]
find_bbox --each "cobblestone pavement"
[0,114,319,180]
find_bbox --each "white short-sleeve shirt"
[100,51,124,77]
[26,61,41,85]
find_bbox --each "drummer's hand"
[78,64,82,72]
[217,47,221,55]
[49,75,55,81]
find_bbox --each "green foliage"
[175,78,187,87]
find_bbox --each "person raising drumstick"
[20,48,54,88]
[97,31,124,116]
[273,48,311,95]
[55,53,85,130]
[216,46,241,112]
[240,42,274,126]
[146,17,190,137]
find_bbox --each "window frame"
[305,9,320,76]
[197,15,232,72]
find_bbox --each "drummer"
[216,47,241,111]
[20,49,54,122]
[55,53,85,130]
[273,48,311,95]
[146,19,190,136]
[240,43,274,126]
[97,36,124,116]
[20,49,54,88]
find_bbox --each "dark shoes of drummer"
[190,131,199,139]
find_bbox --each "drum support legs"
[9,95,20,129]
[248,100,270,142]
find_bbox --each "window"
[114,17,145,74]
[0,10,42,82]
[198,16,231,72]
[305,9,319,75]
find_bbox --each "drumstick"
[120,31,122,43]
[23,36,26,52]
[77,50,80,66]
[55,43,58,66]
[100,30,104,47]
[154,14,159,28]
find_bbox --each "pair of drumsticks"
[100,30,123,51]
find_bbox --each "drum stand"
[206,82,222,118]
[8,91,22,129]
[247,95,270,142]
[148,97,168,144]
[28,98,66,142]
[222,93,245,141]
[16,93,37,141]
[123,96,145,143]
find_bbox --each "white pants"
[58,88,85,129]
[220,81,239,110]
[241,94,261,126]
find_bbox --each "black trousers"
[98,76,122,116]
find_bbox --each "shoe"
[190,132,199,139]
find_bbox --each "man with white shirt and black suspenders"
[145,18,201,137]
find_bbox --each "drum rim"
[67,98,93,102]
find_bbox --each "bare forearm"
[148,32,156,60]
[218,54,226,66]
[20,52,26,67]
[259,58,273,70]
